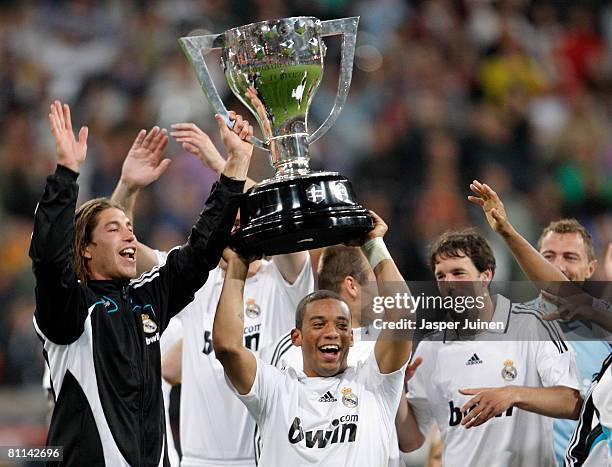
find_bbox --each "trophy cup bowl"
[180,16,372,255]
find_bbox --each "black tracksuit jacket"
[30,165,244,466]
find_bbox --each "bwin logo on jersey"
[145,332,160,346]
[244,324,261,351]
[448,400,514,426]
[288,416,358,448]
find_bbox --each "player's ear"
[83,244,93,260]
[349,328,354,347]
[586,259,597,279]
[481,268,493,288]
[290,328,302,347]
[344,276,359,300]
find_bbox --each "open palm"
[48,100,88,172]
[171,122,225,174]
[120,126,171,190]
[468,180,510,235]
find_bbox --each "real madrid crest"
[141,314,158,334]
[501,359,517,381]
[245,298,261,319]
[341,387,358,408]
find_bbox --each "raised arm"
[138,113,253,330]
[468,180,568,284]
[213,248,258,395]
[170,120,309,281]
[170,121,257,191]
[395,357,426,452]
[358,212,413,374]
[111,126,171,274]
[30,100,88,343]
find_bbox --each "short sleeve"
[406,344,435,437]
[359,353,408,425]
[533,321,580,390]
[225,356,285,424]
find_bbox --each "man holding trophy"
[160,14,410,467]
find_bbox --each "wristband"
[360,237,391,269]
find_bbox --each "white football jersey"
[160,317,181,467]
[229,353,407,466]
[408,295,580,467]
[177,259,313,466]
[259,329,406,466]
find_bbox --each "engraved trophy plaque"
[180,16,372,255]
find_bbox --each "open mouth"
[318,344,340,362]
[119,247,136,262]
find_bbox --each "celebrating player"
[262,218,420,466]
[111,119,313,467]
[397,229,581,467]
[214,214,413,465]
[31,100,251,466]
[467,180,612,465]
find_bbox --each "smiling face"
[292,298,354,377]
[434,253,492,320]
[83,207,138,280]
[539,232,596,282]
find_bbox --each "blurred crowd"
[0,0,610,393]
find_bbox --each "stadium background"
[0,0,610,465]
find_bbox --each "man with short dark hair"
[31,100,252,466]
[213,216,413,465]
[397,228,581,467]
[262,231,411,465]
[266,244,378,371]
[466,180,612,466]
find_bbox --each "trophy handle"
[178,34,269,151]
[309,16,359,144]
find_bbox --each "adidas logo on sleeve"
[466,353,483,365]
[318,391,337,402]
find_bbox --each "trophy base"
[232,172,373,256]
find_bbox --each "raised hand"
[48,100,88,172]
[541,289,595,322]
[217,111,254,157]
[345,210,388,247]
[218,112,254,181]
[170,123,225,174]
[119,126,171,191]
[468,180,513,237]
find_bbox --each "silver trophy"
[180,16,372,255]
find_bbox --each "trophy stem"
[270,133,311,177]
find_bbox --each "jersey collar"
[443,294,511,342]
[489,294,512,334]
